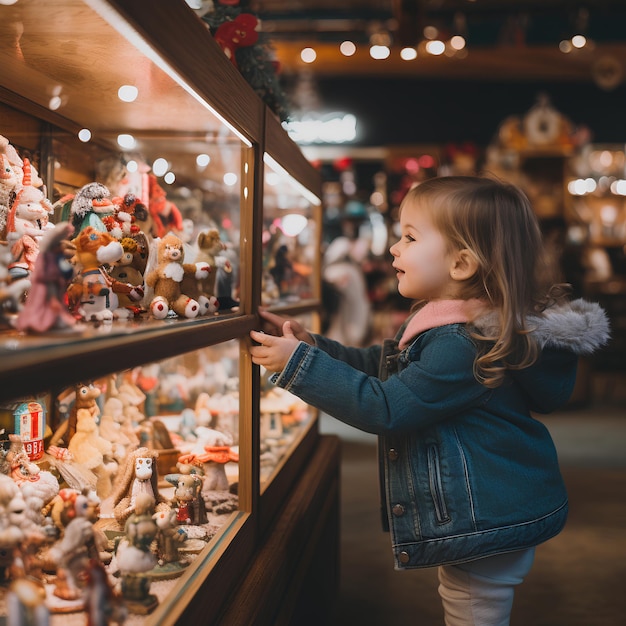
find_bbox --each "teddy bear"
[181,228,230,315]
[145,232,209,319]
[108,236,145,314]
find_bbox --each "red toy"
[213,13,259,68]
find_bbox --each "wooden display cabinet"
[0,1,339,624]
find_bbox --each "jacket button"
[392,504,405,517]
[388,448,399,461]
[398,551,410,564]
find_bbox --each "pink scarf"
[398,299,486,349]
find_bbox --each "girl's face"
[389,201,457,301]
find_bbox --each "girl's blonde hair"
[403,175,568,388]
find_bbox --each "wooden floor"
[319,373,626,625]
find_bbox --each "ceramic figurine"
[84,558,127,626]
[5,577,49,626]
[152,507,187,566]
[48,490,100,601]
[164,473,207,525]
[110,447,168,526]
[15,221,76,333]
[67,407,117,499]
[114,492,158,613]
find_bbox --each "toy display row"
[0,133,237,333]
[0,375,240,619]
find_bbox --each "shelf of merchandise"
[0,1,338,624]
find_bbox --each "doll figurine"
[16,221,76,333]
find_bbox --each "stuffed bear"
[145,232,209,319]
[181,228,230,315]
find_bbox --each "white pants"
[437,548,535,626]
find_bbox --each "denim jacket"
[271,299,610,569]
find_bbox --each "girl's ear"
[450,249,479,281]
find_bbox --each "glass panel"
[259,312,317,489]
[0,0,249,328]
[261,155,320,305]
[0,340,241,617]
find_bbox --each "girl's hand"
[257,308,314,345]
[250,322,301,372]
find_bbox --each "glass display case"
[0,1,338,625]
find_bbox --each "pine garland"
[201,1,290,122]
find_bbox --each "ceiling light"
[370,45,390,60]
[300,47,317,63]
[400,47,417,61]
[425,40,445,55]
[340,41,356,57]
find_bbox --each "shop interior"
[0,0,625,624]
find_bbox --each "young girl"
[250,175,609,626]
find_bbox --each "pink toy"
[16,221,76,333]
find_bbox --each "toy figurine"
[164,473,207,525]
[15,221,76,333]
[0,241,31,325]
[0,147,21,239]
[67,407,117,499]
[148,174,183,239]
[110,447,168,526]
[152,507,187,565]
[4,159,54,280]
[49,381,101,448]
[107,236,145,314]
[145,232,208,319]
[5,577,49,626]
[84,558,127,626]
[114,492,158,613]
[66,226,144,322]
[180,228,230,315]
[48,489,100,601]
[59,182,116,235]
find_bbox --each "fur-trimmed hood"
[474,298,610,413]
[474,298,610,356]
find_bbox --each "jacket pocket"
[427,444,451,524]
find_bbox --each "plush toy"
[213,13,259,68]
[180,228,230,315]
[145,232,209,319]
[103,192,143,240]
[66,226,144,322]
[108,236,145,314]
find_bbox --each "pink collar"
[398,299,486,349]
